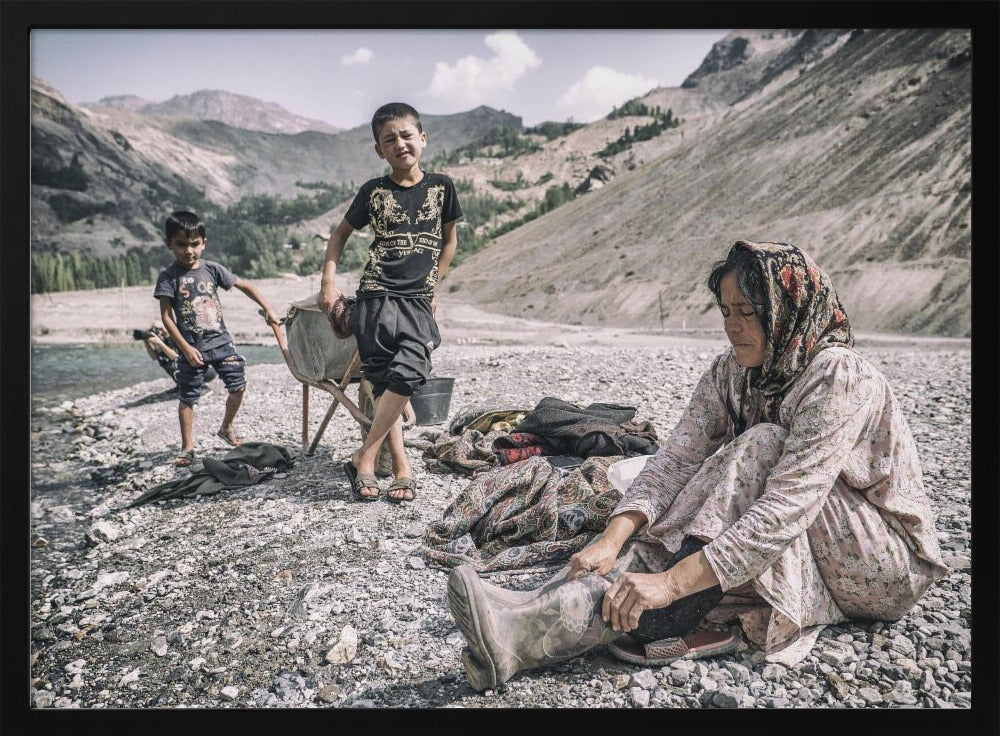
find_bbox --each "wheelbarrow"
[262,295,414,456]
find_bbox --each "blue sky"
[31,29,729,128]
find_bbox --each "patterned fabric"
[493,432,548,465]
[614,347,948,661]
[424,455,621,572]
[422,428,504,476]
[725,240,853,430]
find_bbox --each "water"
[31,343,286,407]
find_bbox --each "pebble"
[631,669,658,690]
[325,625,358,665]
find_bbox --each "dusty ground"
[28,283,971,710]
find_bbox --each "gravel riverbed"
[28,341,971,709]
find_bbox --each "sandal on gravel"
[174,449,196,467]
[343,461,380,501]
[216,427,244,447]
[386,477,417,504]
[608,626,742,666]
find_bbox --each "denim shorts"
[175,342,246,405]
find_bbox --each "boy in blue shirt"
[318,103,463,503]
[154,210,280,466]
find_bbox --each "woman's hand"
[602,571,675,633]
[318,282,341,316]
[568,537,621,580]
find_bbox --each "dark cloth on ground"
[128,442,292,508]
[422,428,505,476]
[513,397,660,457]
[492,432,548,465]
[423,455,621,572]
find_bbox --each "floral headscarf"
[725,240,853,433]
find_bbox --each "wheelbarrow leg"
[302,384,310,450]
[306,351,362,456]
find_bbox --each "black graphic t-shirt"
[345,173,463,298]
[153,260,238,351]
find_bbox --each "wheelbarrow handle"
[259,309,291,358]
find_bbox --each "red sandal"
[608,625,742,666]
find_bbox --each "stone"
[824,671,850,700]
[318,683,341,703]
[629,687,650,708]
[858,686,883,704]
[151,636,168,657]
[631,669,658,690]
[221,686,239,701]
[711,689,740,708]
[761,663,786,681]
[406,556,426,570]
[325,624,358,665]
[119,668,141,685]
[33,690,56,708]
[723,661,751,685]
[87,521,120,543]
[404,523,424,538]
[699,676,719,691]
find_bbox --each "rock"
[151,636,168,657]
[325,624,359,664]
[858,686,883,704]
[818,646,854,668]
[629,687,650,707]
[711,688,741,708]
[406,556,426,570]
[220,686,239,701]
[119,668,141,685]
[33,537,49,548]
[33,690,56,708]
[699,676,719,691]
[318,683,341,703]
[631,669,657,690]
[614,674,631,690]
[723,661,751,685]
[87,521,120,544]
[824,671,850,699]
[761,663,786,681]
[404,522,424,538]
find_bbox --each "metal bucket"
[410,376,455,425]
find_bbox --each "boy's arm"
[159,297,203,366]
[432,220,459,315]
[233,279,281,326]
[318,218,356,315]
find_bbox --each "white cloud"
[425,31,541,107]
[557,66,660,123]
[341,47,374,66]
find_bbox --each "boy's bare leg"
[179,402,195,450]
[218,388,245,444]
[351,389,408,498]
[384,416,414,501]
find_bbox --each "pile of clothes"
[420,397,660,572]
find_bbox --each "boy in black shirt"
[319,103,463,502]
[155,210,280,466]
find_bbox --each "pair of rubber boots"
[447,564,618,692]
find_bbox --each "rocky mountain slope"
[445,29,972,337]
[86,89,343,135]
[30,78,209,255]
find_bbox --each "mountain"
[445,29,971,337]
[30,77,207,256]
[86,89,342,136]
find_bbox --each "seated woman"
[446,240,947,691]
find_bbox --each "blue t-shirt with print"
[154,260,238,351]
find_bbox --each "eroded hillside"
[446,29,972,337]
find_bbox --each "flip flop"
[386,477,417,504]
[174,449,196,467]
[216,428,244,447]
[608,626,742,667]
[343,461,380,501]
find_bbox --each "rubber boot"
[447,564,615,691]
[474,565,572,607]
